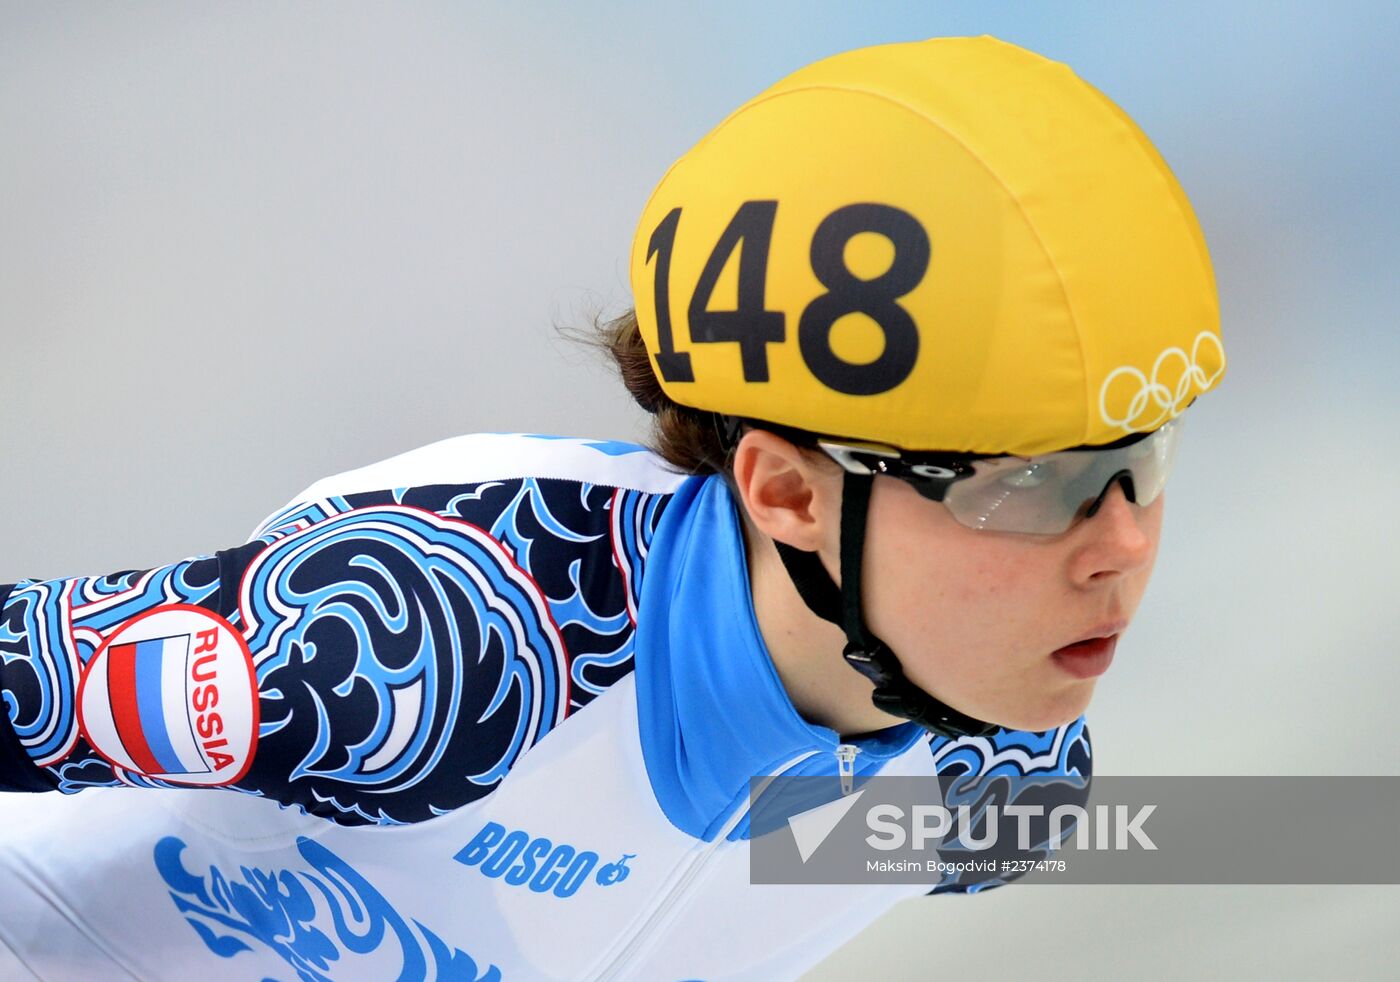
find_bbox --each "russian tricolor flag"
[106,635,210,776]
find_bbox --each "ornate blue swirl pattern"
[927,718,1093,894]
[153,835,500,981]
[239,506,568,824]
[238,478,668,824]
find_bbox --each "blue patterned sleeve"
[0,502,591,825]
[2,468,666,826]
[0,523,559,827]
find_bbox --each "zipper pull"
[835,744,860,796]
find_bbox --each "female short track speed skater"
[0,36,1224,981]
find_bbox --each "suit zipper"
[835,743,860,796]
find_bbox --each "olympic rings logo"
[1098,331,1225,433]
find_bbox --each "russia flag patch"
[78,605,258,786]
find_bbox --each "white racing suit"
[0,434,1091,980]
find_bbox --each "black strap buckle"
[843,639,999,740]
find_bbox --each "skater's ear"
[730,429,841,555]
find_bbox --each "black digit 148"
[645,201,928,395]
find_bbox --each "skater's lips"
[1049,622,1125,680]
[1056,621,1128,650]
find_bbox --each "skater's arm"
[0,502,558,825]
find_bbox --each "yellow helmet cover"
[629,36,1224,455]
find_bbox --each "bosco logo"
[77,604,259,786]
[454,822,634,899]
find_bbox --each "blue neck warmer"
[633,474,925,842]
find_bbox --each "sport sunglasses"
[818,418,1182,535]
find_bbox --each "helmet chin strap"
[772,470,1000,740]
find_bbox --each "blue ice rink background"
[2,2,1397,977]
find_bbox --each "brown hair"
[590,308,732,475]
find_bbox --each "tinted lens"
[939,420,1181,534]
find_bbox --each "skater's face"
[857,470,1162,731]
[735,429,1164,732]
